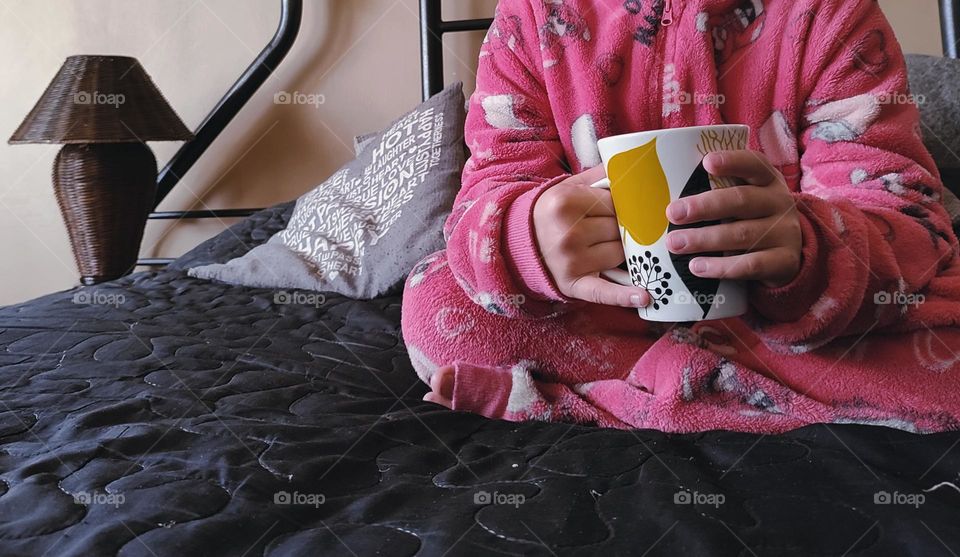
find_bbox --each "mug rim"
[597,124,749,149]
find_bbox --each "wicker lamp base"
[53,143,157,285]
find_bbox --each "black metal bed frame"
[137,0,960,268]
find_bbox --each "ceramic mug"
[591,124,751,322]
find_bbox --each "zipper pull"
[662,0,674,26]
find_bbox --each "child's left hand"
[665,150,802,288]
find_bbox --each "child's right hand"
[533,166,650,308]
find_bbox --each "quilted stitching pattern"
[0,204,958,556]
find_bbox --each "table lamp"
[9,55,193,285]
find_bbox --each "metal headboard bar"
[419,0,493,100]
[138,258,177,266]
[145,0,959,269]
[139,0,489,268]
[149,209,266,220]
[137,0,302,267]
[942,0,960,58]
[154,0,303,205]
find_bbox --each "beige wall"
[881,0,943,55]
[0,0,944,305]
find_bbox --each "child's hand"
[665,150,802,288]
[533,166,650,308]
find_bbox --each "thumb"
[568,275,650,308]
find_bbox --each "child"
[401,0,960,434]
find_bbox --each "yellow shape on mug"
[607,138,671,246]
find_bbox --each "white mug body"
[590,125,750,322]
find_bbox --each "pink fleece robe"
[400,0,960,434]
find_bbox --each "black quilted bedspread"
[2,203,959,557]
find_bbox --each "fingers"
[546,219,619,261]
[567,275,650,308]
[568,164,615,215]
[581,185,617,216]
[540,183,615,219]
[702,150,778,186]
[554,240,625,278]
[666,215,787,254]
[577,217,622,247]
[585,240,629,269]
[667,185,790,224]
[668,150,791,224]
[688,247,801,286]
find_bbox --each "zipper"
[662,0,674,26]
[656,0,675,129]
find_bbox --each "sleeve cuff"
[451,362,513,419]
[749,195,828,322]
[502,175,573,303]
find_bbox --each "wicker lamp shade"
[9,55,193,285]
[10,55,193,144]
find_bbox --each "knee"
[402,250,458,318]
[401,250,464,381]
[401,249,476,332]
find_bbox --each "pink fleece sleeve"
[749,0,959,351]
[451,361,630,429]
[444,0,573,320]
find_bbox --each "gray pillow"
[188,82,466,298]
[907,54,960,172]
[906,54,960,229]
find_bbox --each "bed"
[3,1,960,555]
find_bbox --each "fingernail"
[630,294,645,307]
[690,259,707,274]
[668,201,687,221]
[667,233,686,251]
